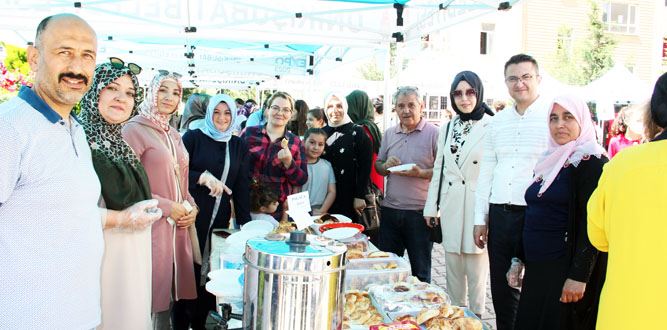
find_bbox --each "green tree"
[581,0,615,83]
[358,43,398,81]
[550,26,586,85]
[2,43,30,75]
[548,1,615,85]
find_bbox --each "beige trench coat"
[423,114,492,255]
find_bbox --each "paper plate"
[225,229,267,249]
[387,163,416,172]
[241,220,277,232]
[208,268,243,281]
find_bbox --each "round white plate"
[208,268,243,281]
[225,229,267,248]
[322,227,361,240]
[241,220,276,232]
[387,163,416,172]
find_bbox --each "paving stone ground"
[430,244,497,330]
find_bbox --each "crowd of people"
[1,13,666,330]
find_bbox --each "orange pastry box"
[369,320,420,330]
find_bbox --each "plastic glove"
[116,199,162,231]
[506,257,525,289]
[198,171,232,197]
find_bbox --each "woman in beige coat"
[424,71,494,317]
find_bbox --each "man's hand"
[392,164,423,178]
[560,279,586,303]
[473,225,488,249]
[383,156,402,171]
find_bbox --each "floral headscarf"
[138,71,183,131]
[79,62,143,168]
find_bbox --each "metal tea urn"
[242,231,347,330]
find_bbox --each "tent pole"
[382,41,392,132]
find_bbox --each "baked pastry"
[281,137,289,149]
[367,251,391,258]
[451,317,483,330]
[416,308,440,325]
[343,291,384,327]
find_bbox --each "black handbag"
[429,121,451,243]
[358,183,382,231]
[350,124,383,231]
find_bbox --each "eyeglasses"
[157,69,183,79]
[505,74,536,85]
[109,57,142,75]
[452,89,477,99]
[269,105,293,114]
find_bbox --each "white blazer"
[424,114,492,254]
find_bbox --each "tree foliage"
[2,43,30,75]
[548,1,616,85]
[358,43,398,81]
[581,1,616,83]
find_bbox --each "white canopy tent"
[1,0,522,122]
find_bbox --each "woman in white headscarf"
[176,94,251,329]
[321,92,373,222]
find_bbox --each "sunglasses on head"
[157,69,183,79]
[109,57,142,75]
[452,89,477,98]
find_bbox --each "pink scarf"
[533,95,606,196]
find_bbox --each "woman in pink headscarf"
[509,95,608,330]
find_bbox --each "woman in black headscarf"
[423,70,494,317]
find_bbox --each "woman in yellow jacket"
[587,72,667,330]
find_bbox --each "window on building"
[556,26,573,55]
[480,23,495,55]
[440,96,447,110]
[602,2,638,34]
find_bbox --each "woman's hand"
[353,198,366,215]
[473,225,488,249]
[176,207,198,228]
[277,145,293,168]
[560,279,586,303]
[171,202,188,220]
[424,217,439,228]
[199,171,229,196]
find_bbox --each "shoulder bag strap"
[435,120,452,211]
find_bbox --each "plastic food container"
[339,233,370,253]
[367,279,451,321]
[344,256,411,290]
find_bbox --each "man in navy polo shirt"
[0,14,160,328]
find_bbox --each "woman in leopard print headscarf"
[79,61,153,329]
